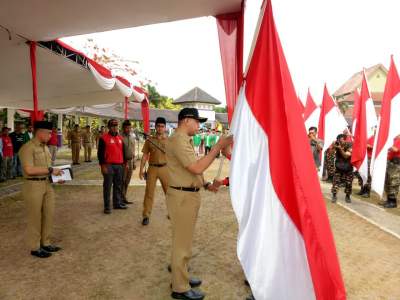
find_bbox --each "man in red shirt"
[47,127,58,166]
[1,127,14,180]
[97,119,127,214]
[384,135,400,208]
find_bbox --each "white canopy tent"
[0,0,241,111]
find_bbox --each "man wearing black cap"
[98,119,127,214]
[166,108,232,300]
[139,117,168,225]
[19,121,64,258]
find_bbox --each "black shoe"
[42,245,62,252]
[88,160,92,162]
[171,289,205,300]
[331,193,337,203]
[104,208,111,214]
[345,195,352,203]
[246,294,255,300]
[31,249,52,258]
[170,278,202,290]
[189,278,202,288]
[142,217,149,226]
[383,202,397,208]
[123,200,133,204]
[113,205,128,209]
[357,187,365,195]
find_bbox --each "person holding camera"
[308,126,324,170]
[331,134,353,203]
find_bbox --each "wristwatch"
[48,167,54,175]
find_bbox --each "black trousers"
[103,164,124,209]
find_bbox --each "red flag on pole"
[229,1,346,299]
[351,72,369,181]
[371,57,400,196]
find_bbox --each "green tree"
[214,106,227,113]
[147,84,181,110]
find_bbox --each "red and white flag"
[229,1,346,299]
[317,84,348,177]
[304,88,320,131]
[371,57,400,196]
[352,72,378,182]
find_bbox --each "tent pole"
[29,41,39,123]
[124,97,128,119]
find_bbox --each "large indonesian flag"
[229,1,346,299]
[371,57,400,196]
[351,72,378,182]
[304,88,320,131]
[318,84,348,177]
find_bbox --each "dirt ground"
[0,160,400,299]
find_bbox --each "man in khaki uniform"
[121,120,136,205]
[68,124,81,165]
[19,121,64,258]
[139,117,168,226]
[82,125,93,162]
[166,108,232,300]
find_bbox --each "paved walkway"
[320,181,400,239]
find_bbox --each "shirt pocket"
[33,149,46,166]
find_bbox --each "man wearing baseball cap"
[166,108,233,299]
[19,121,64,258]
[98,119,127,214]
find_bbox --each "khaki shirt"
[142,135,167,164]
[69,130,81,143]
[19,138,51,179]
[122,133,135,160]
[81,131,92,144]
[166,131,203,188]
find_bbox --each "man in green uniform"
[121,120,136,205]
[166,108,232,300]
[192,133,201,156]
[383,135,400,208]
[139,117,168,225]
[19,121,64,258]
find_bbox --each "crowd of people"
[0,123,59,183]
[308,126,399,208]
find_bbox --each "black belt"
[170,186,200,192]
[149,163,166,167]
[26,177,47,181]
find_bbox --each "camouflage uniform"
[325,147,336,181]
[332,142,353,196]
[384,159,400,198]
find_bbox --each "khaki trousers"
[23,180,55,251]
[142,165,168,217]
[166,188,201,293]
[122,159,134,201]
[48,145,57,165]
[71,143,80,163]
[83,143,92,161]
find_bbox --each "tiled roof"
[173,87,221,105]
[334,64,388,97]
